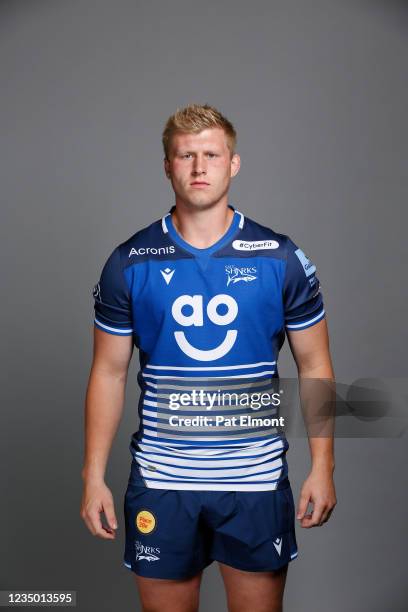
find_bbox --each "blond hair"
[162,103,237,160]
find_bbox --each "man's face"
[164,127,240,209]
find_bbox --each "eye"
[207,153,217,158]
[181,153,192,159]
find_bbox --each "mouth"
[190,182,210,187]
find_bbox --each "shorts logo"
[135,540,160,562]
[232,239,279,251]
[273,537,283,556]
[136,510,156,534]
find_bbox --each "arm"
[287,318,337,528]
[80,328,133,539]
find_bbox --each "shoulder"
[111,215,174,266]
[237,212,293,259]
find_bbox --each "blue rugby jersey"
[92,204,325,491]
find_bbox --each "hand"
[296,467,337,528]
[80,479,118,539]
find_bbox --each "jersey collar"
[161,204,245,256]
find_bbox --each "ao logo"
[171,294,238,361]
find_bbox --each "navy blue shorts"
[123,464,298,579]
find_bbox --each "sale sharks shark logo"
[225,265,257,286]
[135,541,160,562]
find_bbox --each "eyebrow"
[177,149,220,154]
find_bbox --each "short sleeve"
[92,246,133,336]
[283,237,325,331]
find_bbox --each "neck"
[171,202,234,249]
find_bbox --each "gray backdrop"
[1,0,407,610]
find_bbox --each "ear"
[230,153,241,178]
[164,157,171,178]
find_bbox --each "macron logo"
[273,537,283,556]
[160,268,175,285]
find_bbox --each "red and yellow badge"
[135,510,156,534]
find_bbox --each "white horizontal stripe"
[145,481,279,491]
[142,409,158,418]
[140,466,282,483]
[142,370,276,380]
[142,401,279,415]
[123,562,132,569]
[286,309,325,329]
[137,457,282,478]
[94,318,133,334]
[141,436,243,447]
[290,552,298,559]
[143,399,159,408]
[145,361,276,371]
[135,446,285,468]
[137,444,285,461]
[142,429,278,442]
[139,437,284,455]
[143,380,278,392]
[142,422,279,437]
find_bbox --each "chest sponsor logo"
[129,245,176,257]
[294,248,316,277]
[232,239,279,251]
[171,294,238,361]
[225,264,257,286]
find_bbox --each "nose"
[192,154,207,176]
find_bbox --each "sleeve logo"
[92,283,101,300]
[294,249,316,277]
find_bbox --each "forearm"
[298,362,336,472]
[308,437,335,472]
[81,367,127,483]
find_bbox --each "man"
[80,103,336,612]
